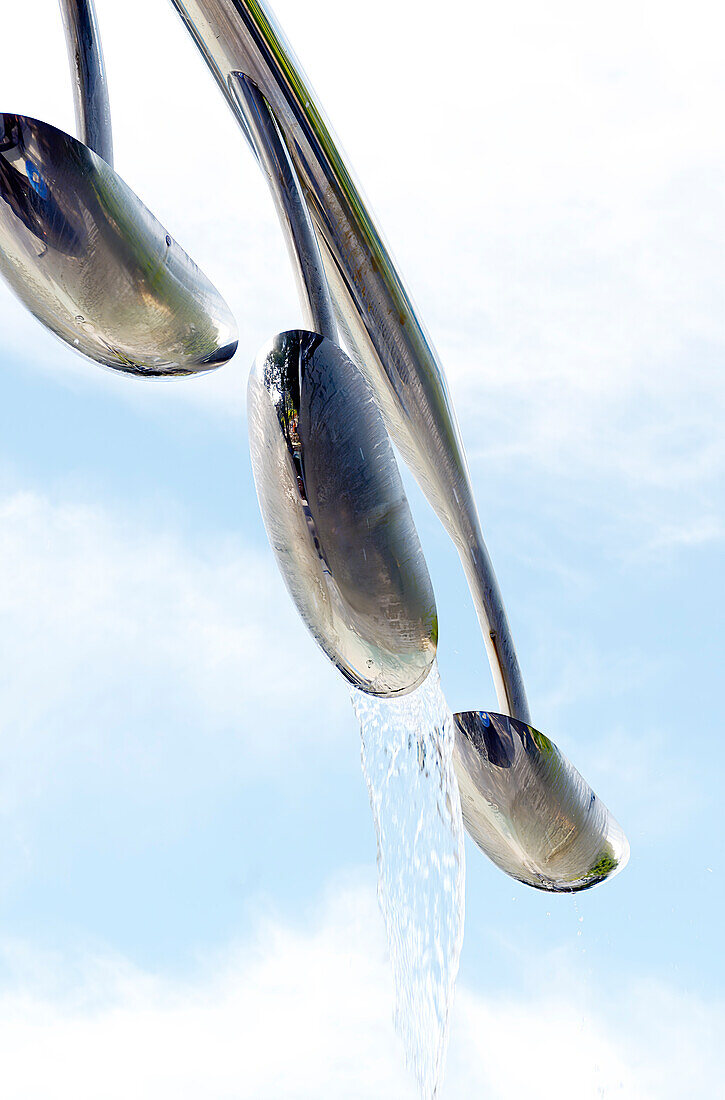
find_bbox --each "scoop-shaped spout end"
[248,329,437,697]
[453,709,629,892]
[0,112,237,375]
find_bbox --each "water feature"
[351,664,466,1099]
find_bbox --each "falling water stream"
[351,663,466,1099]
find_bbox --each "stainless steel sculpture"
[1,0,628,891]
[0,1,237,375]
[170,0,629,891]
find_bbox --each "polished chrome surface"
[59,0,113,165]
[248,329,437,696]
[0,113,237,375]
[169,0,529,721]
[454,710,629,892]
[230,72,336,343]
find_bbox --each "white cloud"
[641,515,724,554]
[0,878,719,1099]
[280,0,725,496]
[0,485,347,817]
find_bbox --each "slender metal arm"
[169,0,530,723]
[59,0,113,165]
[230,73,337,343]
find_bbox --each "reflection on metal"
[248,330,438,696]
[454,710,629,892]
[58,0,113,165]
[0,113,237,375]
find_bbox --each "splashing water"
[351,664,465,1099]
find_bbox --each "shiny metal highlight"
[248,329,438,696]
[0,113,237,375]
[454,710,629,892]
[59,0,113,165]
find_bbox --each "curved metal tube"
[58,0,113,165]
[169,0,530,724]
[230,73,336,343]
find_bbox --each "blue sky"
[0,0,722,1095]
